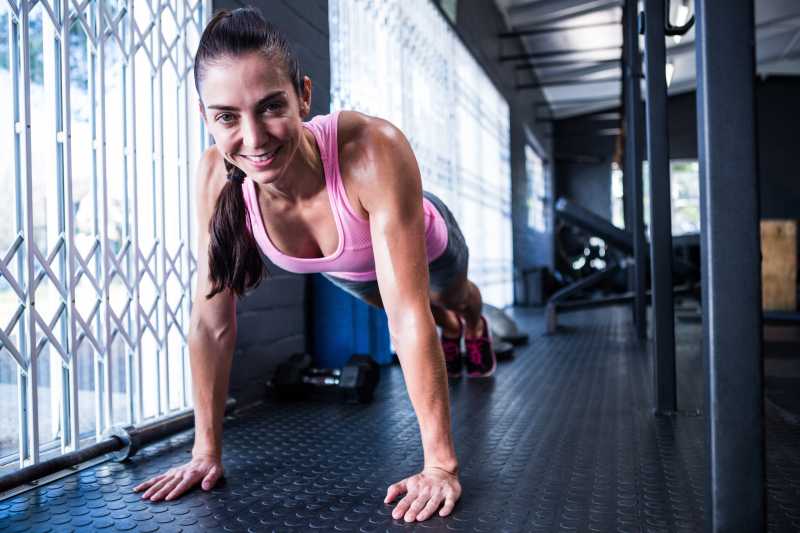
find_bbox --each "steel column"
[694,0,765,531]
[622,0,647,340]
[643,0,676,413]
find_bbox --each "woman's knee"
[435,274,472,312]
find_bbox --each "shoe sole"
[465,354,496,378]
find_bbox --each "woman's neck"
[262,127,324,204]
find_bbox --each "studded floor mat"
[1,307,799,532]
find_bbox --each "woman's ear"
[300,76,313,118]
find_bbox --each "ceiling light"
[675,3,690,26]
[673,3,690,43]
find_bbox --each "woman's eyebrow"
[206,90,286,111]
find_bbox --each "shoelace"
[466,338,486,366]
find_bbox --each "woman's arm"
[134,147,237,501]
[347,114,460,522]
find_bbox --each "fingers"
[386,471,461,523]
[201,465,222,491]
[133,474,165,493]
[402,486,433,523]
[384,479,407,504]
[391,488,418,521]
[164,474,196,501]
[149,476,182,502]
[438,493,457,517]
[415,489,445,522]
[140,476,173,500]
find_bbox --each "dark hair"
[194,7,303,299]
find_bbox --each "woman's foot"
[464,315,496,378]
[441,319,464,378]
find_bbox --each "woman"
[133,7,496,523]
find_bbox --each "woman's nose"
[241,117,270,151]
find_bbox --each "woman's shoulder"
[196,146,230,218]
[337,110,406,160]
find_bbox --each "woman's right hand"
[133,452,224,502]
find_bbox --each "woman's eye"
[264,102,284,112]
[217,113,234,124]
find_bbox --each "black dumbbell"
[268,353,380,404]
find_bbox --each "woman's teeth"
[244,148,278,162]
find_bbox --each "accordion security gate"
[0,0,207,473]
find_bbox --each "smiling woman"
[191,13,306,298]
[130,5,503,524]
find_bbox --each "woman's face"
[198,51,311,184]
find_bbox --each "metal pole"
[18,0,41,468]
[694,0,765,531]
[0,399,237,494]
[127,0,144,426]
[643,0,676,413]
[156,0,170,417]
[623,0,647,340]
[95,0,113,436]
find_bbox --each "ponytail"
[195,6,300,298]
[206,161,265,298]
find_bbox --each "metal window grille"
[329,0,514,307]
[0,0,208,473]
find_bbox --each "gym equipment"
[494,340,515,361]
[0,398,238,494]
[547,198,700,334]
[482,303,529,346]
[268,353,380,404]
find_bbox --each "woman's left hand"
[384,466,462,522]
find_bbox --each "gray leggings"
[322,191,469,301]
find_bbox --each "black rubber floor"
[1,306,799,532]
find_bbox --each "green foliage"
[1,13,9,70]
[0,13,89,87]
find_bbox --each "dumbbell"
[268,353,380,404]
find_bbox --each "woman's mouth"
[241,146,281,167]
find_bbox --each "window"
[330,0,513,307]
[611,162,625,229]
[610,159,700,236]
[669,160,700,235]
[525,145,547,233]
[1,0,207,472]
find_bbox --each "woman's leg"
[431,272,485,338]
[430,301,461,338]
[433,272,495,377]
[360,286,470,337]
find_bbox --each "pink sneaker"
[464,315,496,378]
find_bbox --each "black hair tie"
[224,160,246,184]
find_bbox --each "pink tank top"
[242,110,449,282]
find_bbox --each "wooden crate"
[761,220,798,311]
